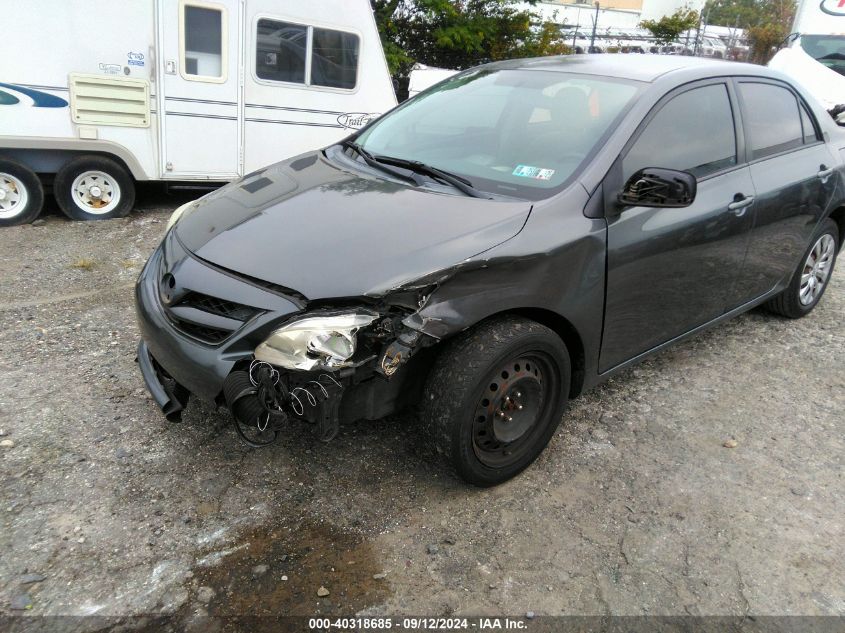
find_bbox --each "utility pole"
[589,1,600,52]
[573,6,581,50]
[694,6,710,56]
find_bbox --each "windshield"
[355,68,640,200]
[800,35,845,76]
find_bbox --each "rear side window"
[739,83,803,159]
[182,3,225,80]
[256,19,307,83]
[624,83,737,180]
[311,28,359,89]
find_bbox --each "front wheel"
[421,316,571,487]
[54,156,135,221]
[766,218,839,318]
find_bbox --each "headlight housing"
[254,312,379,371]
[165,200,198,232]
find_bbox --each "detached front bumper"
[136,340,189,421]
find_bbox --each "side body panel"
[0,0,158,179]
[241,0,397,173]
[0,0,397,181]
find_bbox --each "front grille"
[174,292,258,322]
[170,318,231,344]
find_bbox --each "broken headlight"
[254,312,379,371]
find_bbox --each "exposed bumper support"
[136,340,189,422]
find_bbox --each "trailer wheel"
[54,156,135,221]
[0,159,45,227]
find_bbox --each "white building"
[523,0,707,33]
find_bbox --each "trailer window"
[182,4,224,79]
[254,19,359,89]
[311,28,359,89]
[256,19,307,84]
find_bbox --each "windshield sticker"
[512,165,555,180]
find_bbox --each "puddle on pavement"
[189,520,390,616]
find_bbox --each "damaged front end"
[220,297,439,448]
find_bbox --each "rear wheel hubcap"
[799,234,835,306]
[71,171,120,214]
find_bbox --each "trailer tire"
[0,158,45,227]
[54,156,135,221]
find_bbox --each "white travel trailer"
[0,0,396,226]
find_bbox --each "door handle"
[817,165,835,181]
[728,195,754,216]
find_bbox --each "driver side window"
[623,83,737,181]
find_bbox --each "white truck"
[0,0,396,226]
[769,0,845,112]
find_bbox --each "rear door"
[600,80,756,372]
[159,0,240,179]
[728,79,838,304]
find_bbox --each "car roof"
[484,55,775,83]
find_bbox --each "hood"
[175,150,531,299]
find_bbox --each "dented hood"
[174,150,531,299]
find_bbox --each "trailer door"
[159,0,241,179]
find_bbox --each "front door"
[600,81,755,372]
[160,0,240,179]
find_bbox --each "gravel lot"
[0,194,843,625]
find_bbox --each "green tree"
[371,0,571,81]
[639,8,700,45]
[702,0,796,63]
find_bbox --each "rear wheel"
[421,316,571,486]
[54,156,135,221]
[766,218,839,318]
[0,158,44,227]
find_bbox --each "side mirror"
[618,168,697,208]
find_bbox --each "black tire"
[421,316,571,487]
[54,156,135,221]
[765,218,840,318]
[0,158,44,227]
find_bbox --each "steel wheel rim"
[472,353,554,468]
[0,172,28,219]
[70,170,121,215]
[799,233,835,306]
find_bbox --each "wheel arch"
[0,140,148,181]
[422,307,586,400]
[504,308,586,399]
[827,204,845,251]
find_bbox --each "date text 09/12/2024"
[308,617,529,630]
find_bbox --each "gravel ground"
[0,194,843,625]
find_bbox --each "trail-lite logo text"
[337,112,378,129]
[820,0,845,16]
